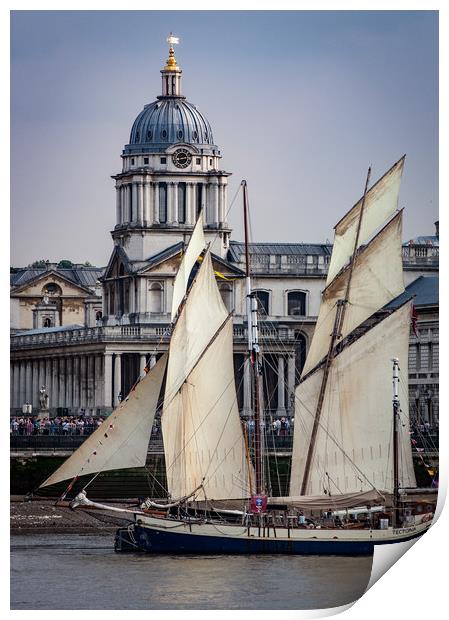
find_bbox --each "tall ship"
[38,149,436,554]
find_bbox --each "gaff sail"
[162,248,252,501]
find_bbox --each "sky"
[10,10,438,267]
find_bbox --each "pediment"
[11,271,93,297]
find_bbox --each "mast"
[392,357,400,528]
[300,166,371,495]
[242,180,264,494]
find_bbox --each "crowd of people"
[10,415,105,436]
[10,414,163,438]
[245,416,294,437]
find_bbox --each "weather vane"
[167,32,180,47]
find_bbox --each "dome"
[123,97,217,155]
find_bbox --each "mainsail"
[162,248,252,501]
[40,354,167,488]
[290,303,416,496]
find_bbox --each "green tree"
[57,259,74,268]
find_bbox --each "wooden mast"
[300,166,371,495]
[392,357,400,528]
[242,180,264,494]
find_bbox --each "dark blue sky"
[11,10,438,265]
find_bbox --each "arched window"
[149,282,163,314]
[42,283,62,297]
[95,310,103,322]
[219,283,233,312]
[288,291,307,316]
[253,290,270,316]
[43,317,52,328]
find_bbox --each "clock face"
[172,148,192,169]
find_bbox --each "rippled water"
[11,533,373,610]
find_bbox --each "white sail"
[162,317,251,501]
[302,211,404,376]
[290,303,416,496]
[40,354,167,488]
[326,156,404,284]
[171,212,206,320]
[165,248,228,398]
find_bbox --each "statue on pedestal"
[38,385,49,418]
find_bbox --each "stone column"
[10,364,14,410]
[212,182,219,225]
[276,355,286,415]
[51,358,59,412]
[38,360,45,401]
[140,353,147,376]
[66,357,73,411]
[185,183,190,224]
[45,359,52,408]
[59,358,66,409]
[150,354,157,369]
[25,361,32,405]
[116,186,121,224]
[80,355,87,409]
[243,357,251,415]
[287,354,295,413]
[131,183,137,222]
[104,352,113,410]
[19,361,26,408]
[32,360,39,408]
[95,355,103,411]
[126,184,131,222]
[153,183,160,223]
[13,362,20,410]
[223,184,228,224]
[143,181,150,224]
[137,182,144,223]
[87,355,95,409]
[172,182,178,225]
[73,356,80,409]
[114,353,122,407]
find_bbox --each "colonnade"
[242,354,296,416]
[10,351,158,415]
[116,180,227,227]
[11,351,293,417]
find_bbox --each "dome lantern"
[161,33,182,97]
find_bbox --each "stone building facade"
[10,42,439,426]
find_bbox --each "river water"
[11,533,373,610]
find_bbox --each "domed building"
[110,39,230,266]
[10,36,438,441]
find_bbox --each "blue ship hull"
[115,524,375,555]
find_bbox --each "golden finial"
[164,32,180,71]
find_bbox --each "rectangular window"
[209,158,213,166]
[131,158,135,165]
[159,183,167,223]
[196,157,201,165]
[144,157,149,164]
[178,183,186,224]
[160,157,167,164]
